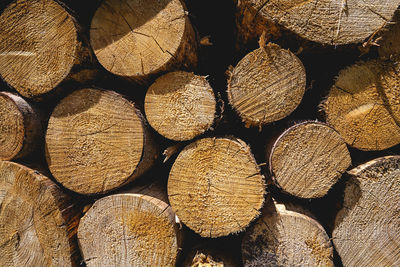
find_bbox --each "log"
[238,0,400,46]
[333,156,400,267]
[0,92,42,160]
[268,121,351,198]
[227,44,306,128]
[322,58,400,151]
[45,88,158,195]
[78,192,183,266]
[168,137,265,238]
[90,0,198,83]
[144,71,216,141]
[0,161,82,266]
[0,0,94,99]
[242,200,333,267]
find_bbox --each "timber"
[322,58,400,151]
[333,156,400,267]
[45,88,157,195]
[0,161,81,266]
[90,0,198,83]
[242,200,333,266]
[168,137,265,238]
[238,0,400,46]
[78,192,183,266]
[268,121,351,198]
[227,43,306,127]
[0,92,42,160]
[0,0,92,99]
[145,71,216,141]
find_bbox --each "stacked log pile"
[0,0,400,266]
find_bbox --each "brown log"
[168,137,265,238]
[0,161,82,266]
[145,71,216,141]
[268,121,351,198]
[45,88,158,195]
[333,156,400,267]
[322,58,400,151]
[78,191,183,266]
[0,92,42,160]
[227,44,306,128]
[242,199,334,267]
[90,0,198,83]
[0,0,96,99]
[237,0,400,46]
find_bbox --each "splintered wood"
[145,71,216,141]
[90,0,198,82]
[333,156,400,267]
[228,44,306,127]
[0,0,78,98]
[168,137,265,237]
[45,88,153,195]
[0,161,81,266]
[78,193,182,266]
[269,122,351,198]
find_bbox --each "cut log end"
[242,201,333,267]
[244,0,400,45]
[168,137,265,238]
[323,59,400,151]
[269,122,351,198]
[333,156,400,267]
[0,161,80,266]
[90,0,197,80]
[145,71,216,141]
[0,93,24,160]
[46,88,146,195]
[0,0,78,97]
[228,44,306,127]
[0,92,42,160]
[78,193,182,267]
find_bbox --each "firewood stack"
[0,0,399,266]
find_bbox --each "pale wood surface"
[168,137,265,237]
[333,156,400,267]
